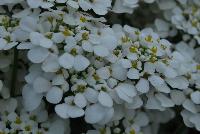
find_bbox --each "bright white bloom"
[59,53,90,71]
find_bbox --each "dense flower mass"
[0,0,200,134]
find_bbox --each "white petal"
[27,0,42,8]
[155,83,171,93]
[48,119,66,134]
[39,37,53,48]
[85,104,105,124]
[82,41,93,52]
[189,114,200,131]
[116,83,137,97]
[166,76,189,89]
[93,6,108,15]
[98,91,113,107]
[84,88,98,103]
[144,62,155,74]
[66,105,84,118]
[20,16,38,32]
[136,78,149,93]
[55,103,69,119]
[79,0,92,11]
[22,85,43,111]
[145,96,164,110]
[111,64,127,81]
[96,67,110,79]
[28,47,49,63]
[74,55,90,71]
[42,54,60,72]
[0,38,6,50]
[170,90,186,105]
[33,76,51,93]
[115,83,137,103]
[191,91,200,104]
[125,96,143,109]
[148,75,164,87]
[163,67,177,78]
[17,42,35,49]
[52,33,65,43]
[41,2,54,8]
[134,112,149,127]
[183,99,197,113]
[52,75,66,85]
[155,19,169,31]
[58,53,74,69]
[120,59,132,68]
[116,88,133,103]
[94,45,109,57]
[74,93,87,108]
[98,107,114,125]
[67,0,79,9]
[46,87,63,104]
[155,93,174,107]
[30,32,43,45]
[127,68,140,79]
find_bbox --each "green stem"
[10,47,18,97]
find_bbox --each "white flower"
[30,32,53,48]
[0,38,18,50]
[59,53,90,71]
[55,103,85,118]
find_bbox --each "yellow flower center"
[145,35,153,42]
[129,46,138,53]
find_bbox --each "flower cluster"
[0,0,200,134]
[0,98,70,134]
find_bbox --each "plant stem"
[10,47,18,97]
